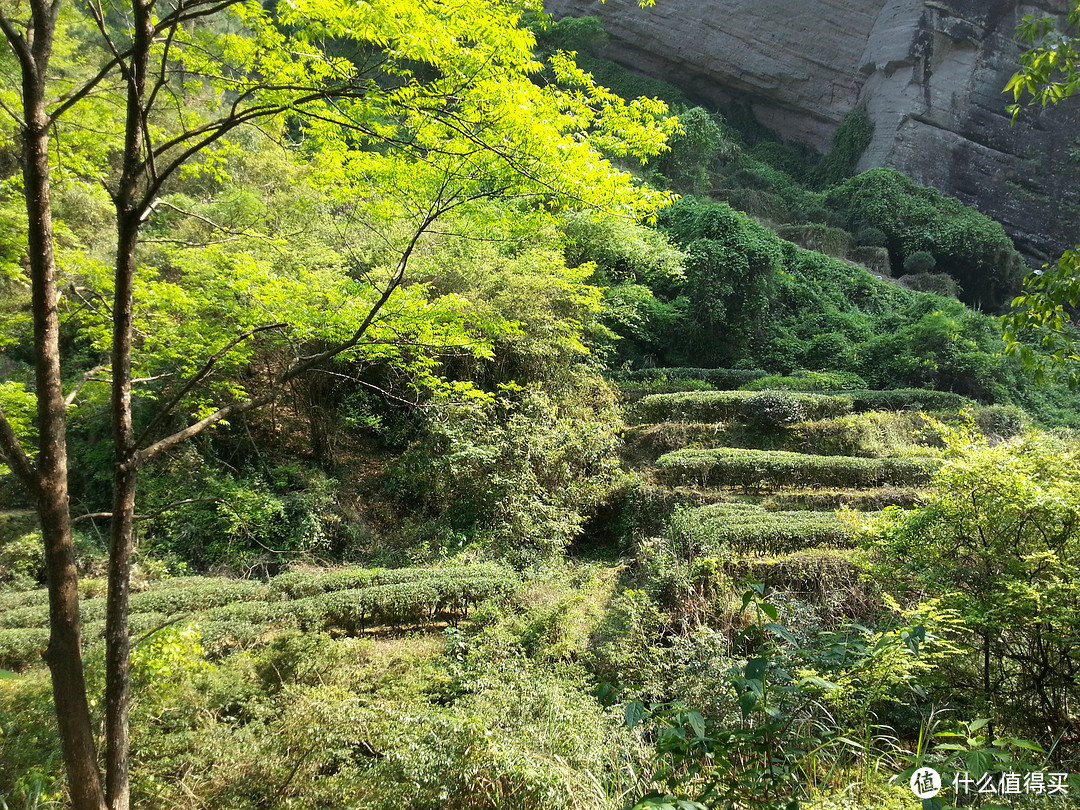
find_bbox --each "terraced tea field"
[615,368,1023,616]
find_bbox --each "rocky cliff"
[545,0,1080,262]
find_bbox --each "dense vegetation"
[2,5,1080,810]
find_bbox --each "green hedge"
[838,389,976,411]
[0,627,48,671]
[0,565,520,641]
[630,390,852,425]
[0,588,48,614]
[742,371,868,392]
[0,605,49,630]
[763,487,922,511]
[293,567,518,633]
[671,503,855,556]
[269,563,515,600]
[613,368,767,390]
[656,447,938,489]
[789,411,933,458]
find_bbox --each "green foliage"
[0,533,42,591]
[656,448,938,490]
[775,225,852,258]
[0,629,48,672]
[741,392,809,429]
[1004,246,1080,387]
[656,107,728,195]
[389,381,622,565]
[624,585,838,810]
[903,251,937,275]
[900,272,960,299]
[854,227,888,248]
[668,503,855,556]
[742,371,867,392]
[811,109,874,189]
[855,302,1012,400]
[532,15,609,59]
[613,368,767,390]
[862,430,1080,736]
[839,389,975,412]
[660,199,783,365]
[789,411,935,458]
[140,458,342,570]
[826,169,1022,309]
[131,624,210,684]
[630,391,852,425]
[1005,5,1080,118]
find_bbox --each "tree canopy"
[0,1,677,807]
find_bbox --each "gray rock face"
[546,0,1080,261]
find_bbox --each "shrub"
[740,391,806,428]
[854,226,887,247]
[974,405,1026,440]
[712,188,790,222]
[0,628,48,671]
[629,390,852,425]
[798,205,834,224]
[0,532,43,589]
[0,588,48,613]
[840,389,975,412]
[125,579,270,616]
[789,411,934,458]
[899,271,960,298]
[742,370,867,392]
[811,108,874,188]
[669,503,856,556]
[292,566,519,634]
[903,250,937,274]
[776,224,852,257]
[657,107,726,195]
[613,367,768,390]
[826,168,1023,309]
[659,200,783,364]
[656,447,938,490]
[764,488,922,511]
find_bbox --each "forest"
[1,1,1080,809]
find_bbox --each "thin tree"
[0,1,672,808]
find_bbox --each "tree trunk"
[103,211,141,810]
[15,19,109,810]
[103,2,154,805]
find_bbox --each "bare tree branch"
[71,496,222,525]
[133,322,288,451]
[0,10,33,76]
[0,406,37,491]
[64,365,108,407]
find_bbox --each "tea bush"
[669,503,855,556]
[656,447,938,489]
[630,390,852,425]
[0,628,48,671]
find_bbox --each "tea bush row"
[630,390,852,425]
[631,388,989,427]
[612,367,767,390]
[672,503,856,556]
[292,568,518,633]
[268,562,515,600]
[0,565,519,634]
[656,447,938,489]
[0,628,48,671]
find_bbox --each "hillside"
[2,1,1080,809]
